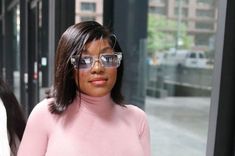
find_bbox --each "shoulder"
[24,98,57,135]
[0,98,10,156]
[0,98,7,127]
[30,98,53,116]
[116,104,148,125]
[0,97,7,126]
[123,105,150,136]
[27,98,55,125]
[124,104,147,118]
[0,98,6,117]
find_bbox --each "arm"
[0,99,10,156]
[139,112,151,156]
[17,100,51,156]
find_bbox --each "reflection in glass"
[75,0,103,24]
[147,0,218,155]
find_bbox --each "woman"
[0,78,26,156]
[0,96,10,156]
[18,21,151,156]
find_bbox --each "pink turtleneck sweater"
[17,94,151,156]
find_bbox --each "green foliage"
[147,14,193,55]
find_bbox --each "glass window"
[13,5,21,101]
[176,0,189,5]
[195,22,214,30]
[147,0,218,155]
[80,16,96,22]
[199,53,205,58]
[80,2,96,12]
[196,9,215,18]
[149,6,166,15]
[189,52,196,58]
[174,7,188,17]
[149,0,166,4]
[197,0,214,5]
[75,0,103,24]
[195,34,211,46]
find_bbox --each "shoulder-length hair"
[49,21,124,114]
[0,78,26,155]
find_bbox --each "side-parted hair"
[49,21,124,114]
[0,78,26,155]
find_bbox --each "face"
[74,39,117,97]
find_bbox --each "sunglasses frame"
[71,52,122,69]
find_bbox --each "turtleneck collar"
[76,93,115,117]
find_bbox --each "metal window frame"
[207,0,235,155]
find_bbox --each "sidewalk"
[145,96,210,156]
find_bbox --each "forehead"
[82,39,112,55]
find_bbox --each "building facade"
[75,0,103,24]
[149,0,217,51]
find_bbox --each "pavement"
[145,96,210,156]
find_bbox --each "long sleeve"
[139,113,151,156]
[17,99,52,156]
[0,99,11,156]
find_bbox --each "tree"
[147,14,193,55]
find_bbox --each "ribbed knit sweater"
[17,93,151,156]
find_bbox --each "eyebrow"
[82,46,113,55]
[100,47,113,53]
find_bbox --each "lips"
[89,77,108,86]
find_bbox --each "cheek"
[107,69,117,88]
[73,70,87,90]
[78,71,87,85]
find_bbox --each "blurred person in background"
[0,78,26,156]
[18,21,151,156]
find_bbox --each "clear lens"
[79,56,93,69]
[101,54,119,67]
[71,52,122,69]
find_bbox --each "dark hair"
[49,21,124,114]
[0,78,26,155]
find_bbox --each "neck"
[78,93,114,116]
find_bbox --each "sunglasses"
[71,52,122,69]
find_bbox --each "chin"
[85,88,111,97]
[90,92,109,97]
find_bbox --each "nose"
[90,59,104,74]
